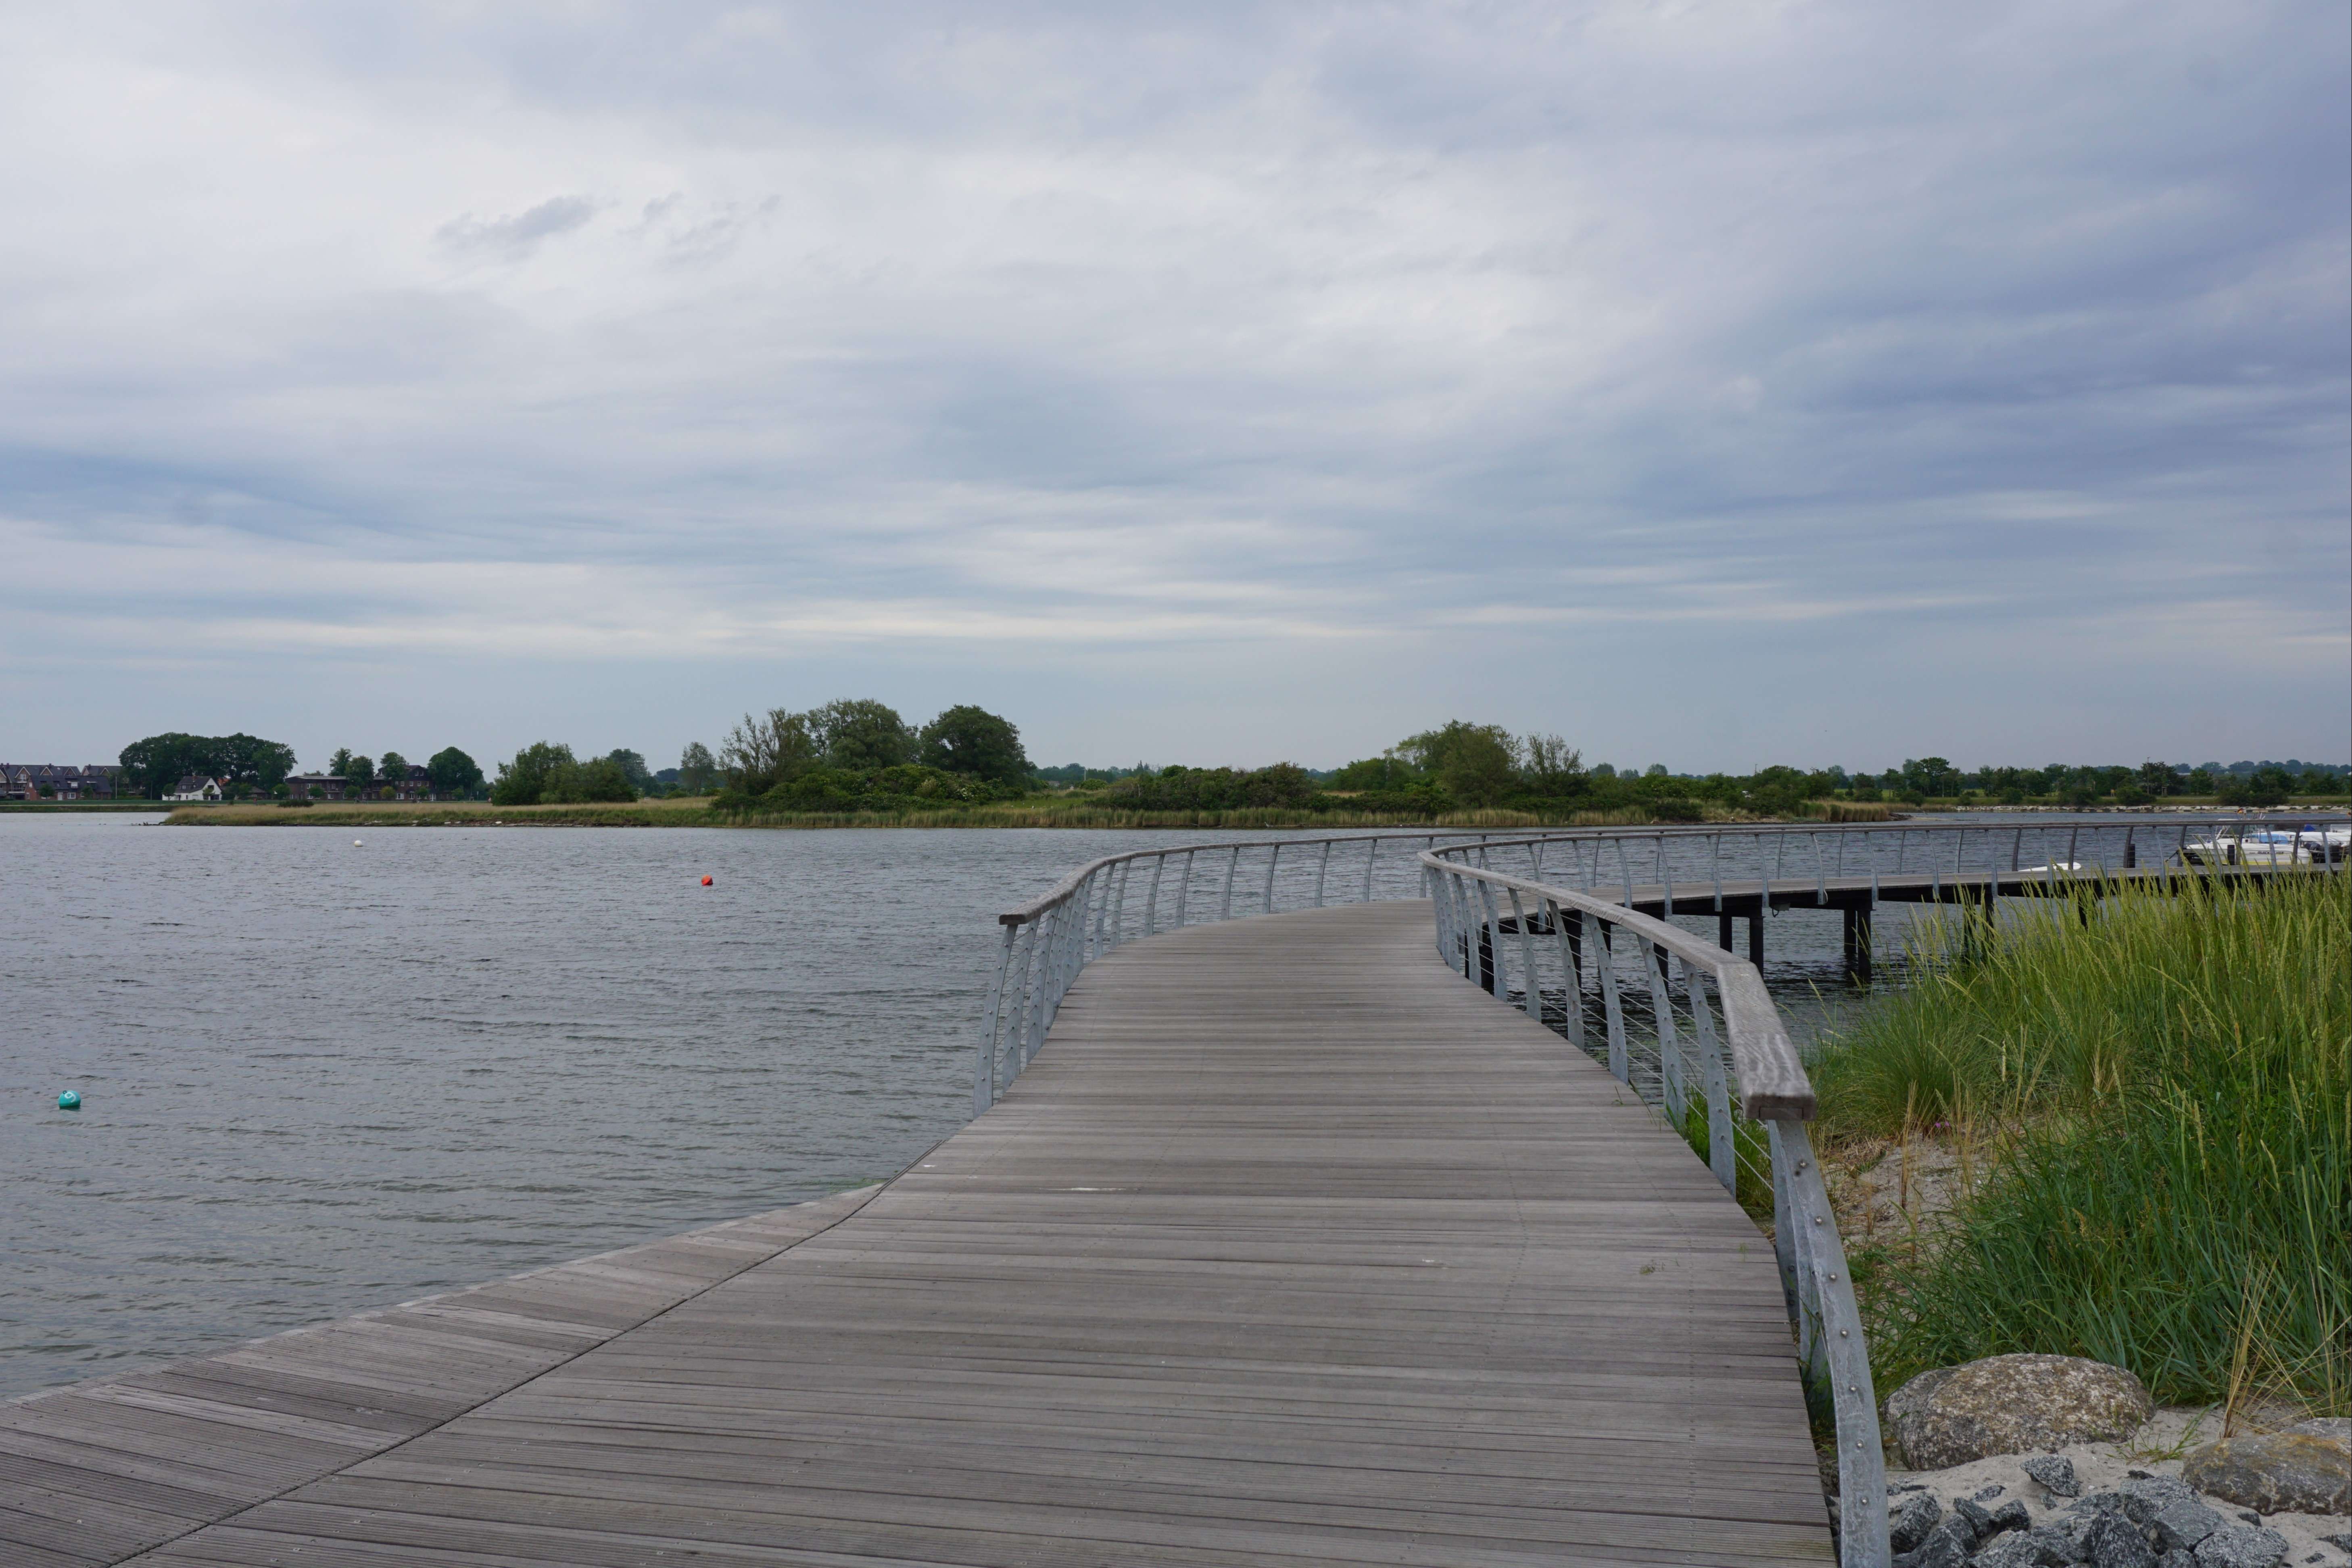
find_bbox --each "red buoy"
[701,875,713,886]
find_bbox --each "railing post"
[1363,837,1379,902]
[1111,858,1130,946]
[1093,863,1112,955]
[1315,839,1331,906]
[1688,965,1734,1193]
[1144,853,1165,937]
[1651,943,1685,1121]
[1507,888,1541,1021]
[975,921,1018,1114]
[1221,844,1240,921]
[1547,898,1585,1052]
[1174,849,1195,926]
[1263,843,1281,914]
[1597,919,1628,1083]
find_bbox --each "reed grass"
[1810,872,2350,1411]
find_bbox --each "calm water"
[2,814,1955,1399]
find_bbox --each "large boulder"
[1881,1354,2153,1469]
[2180,1432,2351,1515]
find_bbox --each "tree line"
[710,700,1030,813]
[116,718,2345,811]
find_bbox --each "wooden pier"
[6,901,1832,1566]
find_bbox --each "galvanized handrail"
[1416,850,1889,1568]
[977,832,1490,1115]
[1424,812,2348,910]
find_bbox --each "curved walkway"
[12,902,1832,1566]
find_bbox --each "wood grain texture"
[30,901,1833,1566]
[1,1187,881,1567]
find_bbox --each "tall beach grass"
[1809,872,2350,1412]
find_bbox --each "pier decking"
[9,901,1832,1566]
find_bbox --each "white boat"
[2181,829,2331,867]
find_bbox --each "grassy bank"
[0,800,169,812]
[1809,873,2350,1414]
[164,797,1890,830]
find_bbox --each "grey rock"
[2083,1512,2159,1568]
[2319,1533,2352,1553]
[2183,1434,2352,1515]
[1978,1533,2071,1568]
[1989,1500,2033,1535]
[2025,1455,2085,1498]
[2193,1525,2288,1568]
[1890,1491,1944,1553]
[1916,1516,1976,1567]
[2150,1499,2226,1552]
[1975,1483,2010,1501]
[2287,1417,2350,1445]
[1957,1496,1998,1537]
[2027,1522,2092,1564]
[1882,1355,2154,1468]
[2122,1476,2198,1524]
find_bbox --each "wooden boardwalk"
[8,901,1832,1567]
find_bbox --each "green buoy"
[57,1090,81,1111]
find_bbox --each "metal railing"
[1419,812,2348,911]
[1417,849,1888,1566]
[972,810,2348,1567]
[975,832,1488,1114]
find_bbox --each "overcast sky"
[3,3,2345,775]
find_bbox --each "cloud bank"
[0,2,2344,771]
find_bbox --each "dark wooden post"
[1747,911,1765,968]
[1718,911,1735,952]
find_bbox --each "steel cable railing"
[975,832,1488,1114]
[1417,849,1889,1567]
[974,812,2347,1567]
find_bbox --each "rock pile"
[1883,1472,2298,1567]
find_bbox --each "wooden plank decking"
[13,900,1832,1567]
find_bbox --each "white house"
[165,776,224,802]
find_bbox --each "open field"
[1809,871,2350,1414]
[161,796,1894,829]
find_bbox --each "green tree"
[719,710,819,795]
[118,732,210,798]
[118,731,296,797]
[214,734,298,792]
[918,705,1030,784]
[677,741,718,794]
[427,747,484,798]
[1396,721,1519,806]
[543,754,637,803]
[812,699,914,769]
[378,750,410,782]
[1521,734,1585,796]
[491,741,576,806]
[330,750,376,785]
[605,749,652,792]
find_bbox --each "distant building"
[0,764,120,800]
[165,776,224,802]
[285,766,440,802]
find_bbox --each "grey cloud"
[435,195,596,258]
[0,2,2341,769]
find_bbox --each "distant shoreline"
[139,796,2348,830]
